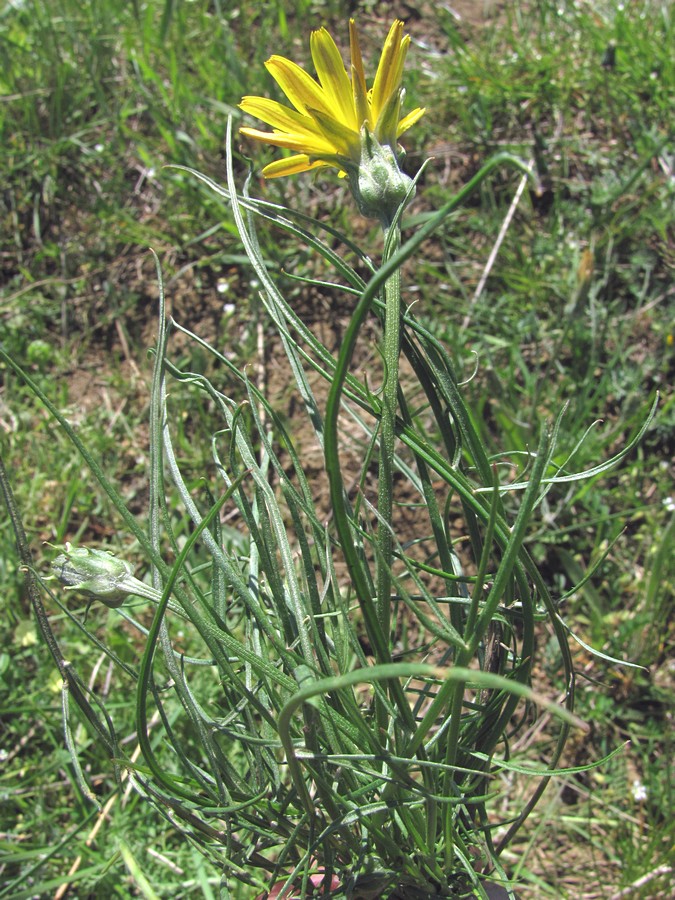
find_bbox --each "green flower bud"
[51,544,142,608]
[347,126,415,226]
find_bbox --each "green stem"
[377,224,402,644]
[321,152,537,737]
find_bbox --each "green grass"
[1,0,673,897]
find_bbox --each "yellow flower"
[239,19,425,179]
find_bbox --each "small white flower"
[631,778,648,802]
[663,496,675,513]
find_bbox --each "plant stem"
[377,224,402,644]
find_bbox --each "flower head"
[50,543,151,608]
[239,19,424,181]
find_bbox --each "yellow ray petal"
[388,35,410,99]
[397,106,426,137]
[371,20,406,120]
[306,106,360,158]
[265,56,332,119]
[349,19,370,128]
[240,96,323,138]
[239,126,337,156]
[310,27,357,130]
[262,155,331,178]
